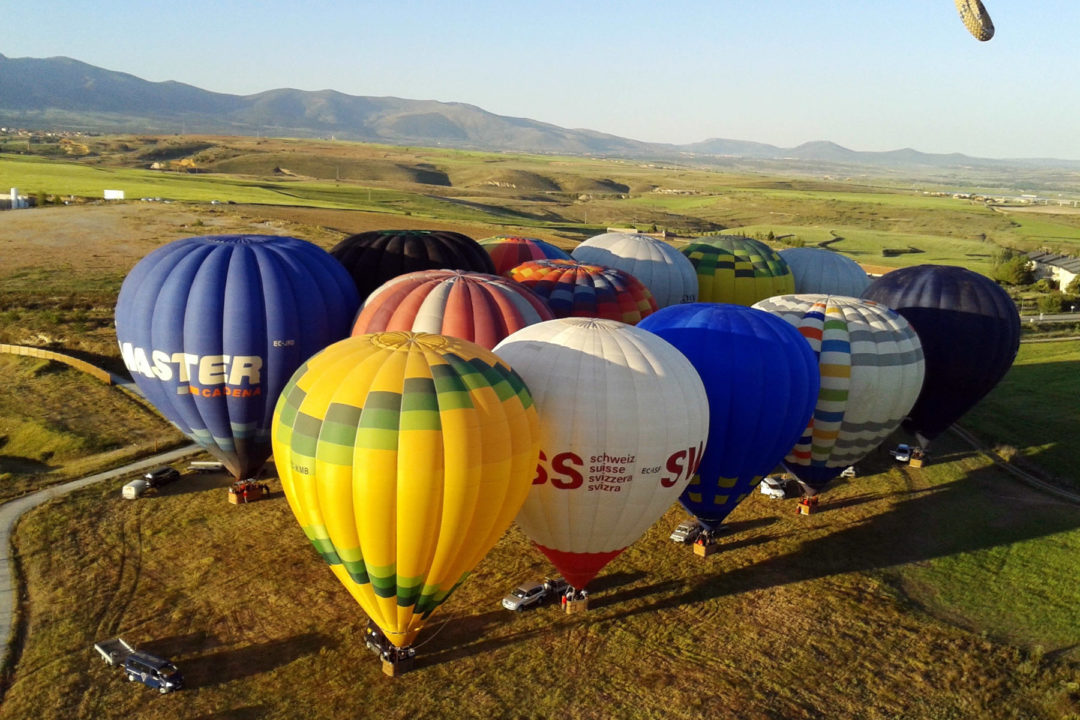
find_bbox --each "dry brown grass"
[3,438,1078,720]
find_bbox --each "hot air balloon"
[115,234,359,480]
[778,247,870,297]
[478,235,572,276]
[330,229,496,303]
[861,264,1019,446]
[681,236,795,305]
[272,332,540,651]
[751,294,925,493]
[494,318,709,591]
[955,0,994,40]
[351,270,555,350]
[572,232,698,308]
[638,304,818,536]
[508,258,658,323]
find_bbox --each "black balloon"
[861,264,1020,444]
[330,229,495,302]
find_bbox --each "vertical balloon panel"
[478,235,572,276]
[330,229,495,303]
[273,332,539,648]
[352,270,555,350]
[508,259,658,324]
[494,318,709,589]
[751,294,924,491]
[572,232,699,308]
[115,235,359,480]
[680,236,794,306]
[639,304,819,530]
[777,247,870,297]
[861,264,1019,444]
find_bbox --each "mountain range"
[2,52,1078,175]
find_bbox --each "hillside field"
[1,137,1079,719]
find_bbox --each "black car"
[143,466,180,488]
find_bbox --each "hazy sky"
[6,1,1079,160]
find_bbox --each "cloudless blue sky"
[5,1,1079,159]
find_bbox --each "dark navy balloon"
[115,235,360,479]
[639,304,819,531]
[330,229,495,302]
[861,264,1020,444]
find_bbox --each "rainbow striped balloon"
[478,235,572,276]
[508,258,658,324]
[272,332,540,648]
[752,294,925,492]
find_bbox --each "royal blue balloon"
[115,235,360,479]
[639,304,819,531]
[861,264,1020,444]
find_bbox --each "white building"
[1027,250,1080,290]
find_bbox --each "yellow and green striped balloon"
[272,331,540,648]
[681,236,795,306]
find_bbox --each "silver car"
[502,582,548,611]
[669,520,702,544]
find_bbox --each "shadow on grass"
[614,462,1080,618]
[418,609,556,667]
[159,633,332,688]
[190,706,269,720]
[0,455,60,475]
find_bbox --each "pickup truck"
[94,638,183,694]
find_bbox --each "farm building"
[1027,250,1080,289]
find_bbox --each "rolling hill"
[3,53,1079,176]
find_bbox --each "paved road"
[0,444,203,670]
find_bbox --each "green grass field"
[0,355,184,502]
[962,340,1080,488]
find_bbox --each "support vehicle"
[889,444,912,463]
[669,520,703,543]
[501,577,569,611]
[143,466,180,487]
[94,638,183,694]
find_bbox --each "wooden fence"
[0,344,113,384]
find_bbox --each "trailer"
[94,637,136,667]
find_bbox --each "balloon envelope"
[330,229,495,303]
[115,234,359,479]
[639,304,819,530]
[778,247,870,297]
[572,232,698,308]
[351,270,555,349]
[272,332,540,648]
[508,258,658,324]
[861,265,1020,443]
[681,236,794,305]
[478,235,572,276]
[751,294,925,491]
[494,318,708,589]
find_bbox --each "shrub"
[1037,292,1063,314]
[992,249,1035,286]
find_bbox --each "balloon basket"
[797,497,819,516]
[564,598,589,614]
[909,449,926,468]
[228,480,268,504]
[693,541,720,557]
[381,654,415,677]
